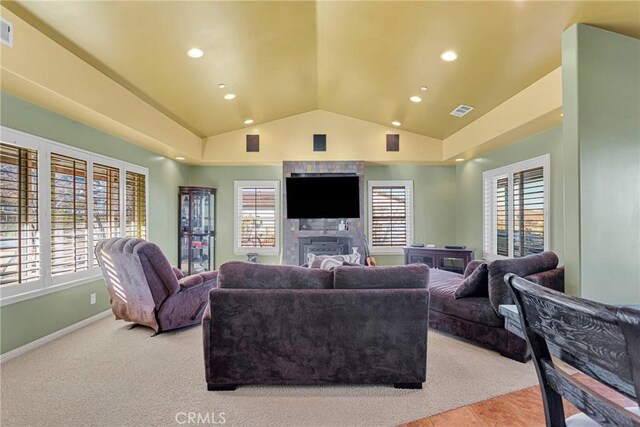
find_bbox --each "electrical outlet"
[90,293,96,305]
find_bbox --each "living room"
[1,1,639,426]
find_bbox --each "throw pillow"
[307,252,361,270]
[454,262,489,299]
[463,260,485,278]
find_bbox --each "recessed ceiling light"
[560,113,564,117]
[420,86,428,91]
[223,93,236,100]
[440,51,458,62]
[244,119,254,125]
[455,158,465,162]
[409,96,422,103]
[391,121,402,126]
[218,83,226,89]
[187,48,204,59]
[175,156,185,160]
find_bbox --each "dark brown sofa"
[203,261,430,390]
[428,251,564,362]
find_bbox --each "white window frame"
[0,126,148,306]
[367,180,414,255]
[233,180,280,256]
[482,154,550,261]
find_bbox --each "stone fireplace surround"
[283,161,365,265]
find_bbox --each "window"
[234,181,279,255]
[483,155,549,260]
[50,153,89,276]
[93,163,120,265]
[0,143,39,286]
[368,180,414,254]
[0,126,148,303]
[125,171,146,239]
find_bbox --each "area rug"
[1,316,539,426]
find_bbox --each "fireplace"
[298,236,352,265]
[282,161,365,265]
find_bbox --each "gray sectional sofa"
[203,261,430,390]
[428,251,564,362]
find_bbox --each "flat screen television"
[286,176,360,219]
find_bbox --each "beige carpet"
[1,317,539,426]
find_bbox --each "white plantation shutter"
[513,167,545,257]
[483,155,549,259]
[1,126,150,302]
[0,143,40,285]
[368,181,413,253]
[234,181,280,254]
[50,153,89,276]
[125,171,146,239]
[93,163,120,265]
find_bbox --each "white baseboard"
[0,309,112,363]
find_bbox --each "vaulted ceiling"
[4,1,640,140]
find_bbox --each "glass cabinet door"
[180,193,190,233]
[178,187,216,275]
[180,235,190,272]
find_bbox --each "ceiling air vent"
[450,104,474,117]
[1,18,13,48]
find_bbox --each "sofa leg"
[207,384,237,391]
[394,382,422,389]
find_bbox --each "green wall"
[0,93,190,354]
[455,126,566,284]
[188,165,283,265]
[364,165,457,265]
[562,25,640,304]
[188,164,458,266]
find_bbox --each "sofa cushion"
[218,261,333,289]
[333,263,429,289]
[455,262,489,299]
[429,269,502,327]
[488,251,559,313]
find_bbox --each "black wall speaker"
[386,134,400,152]
[313,134,327,152]
[246,135,260,152]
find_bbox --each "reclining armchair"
[95,238,217,334]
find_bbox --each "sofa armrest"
[179,274,204,289]
[524,267,564,292]
[199,270,218,285]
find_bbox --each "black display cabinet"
[178,186,216,274]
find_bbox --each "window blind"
[0,143,39,285]
[370,185,410,247]
[496,176,509,257]
[50,153,89,276]
[125,171,146,239]
[238,186,276,248]
[93,163,120,264]
[513,166,544,257]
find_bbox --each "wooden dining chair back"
[506,273,640,427]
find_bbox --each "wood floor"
[403,374,636,427]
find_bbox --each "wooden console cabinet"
[403,247,474,274]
